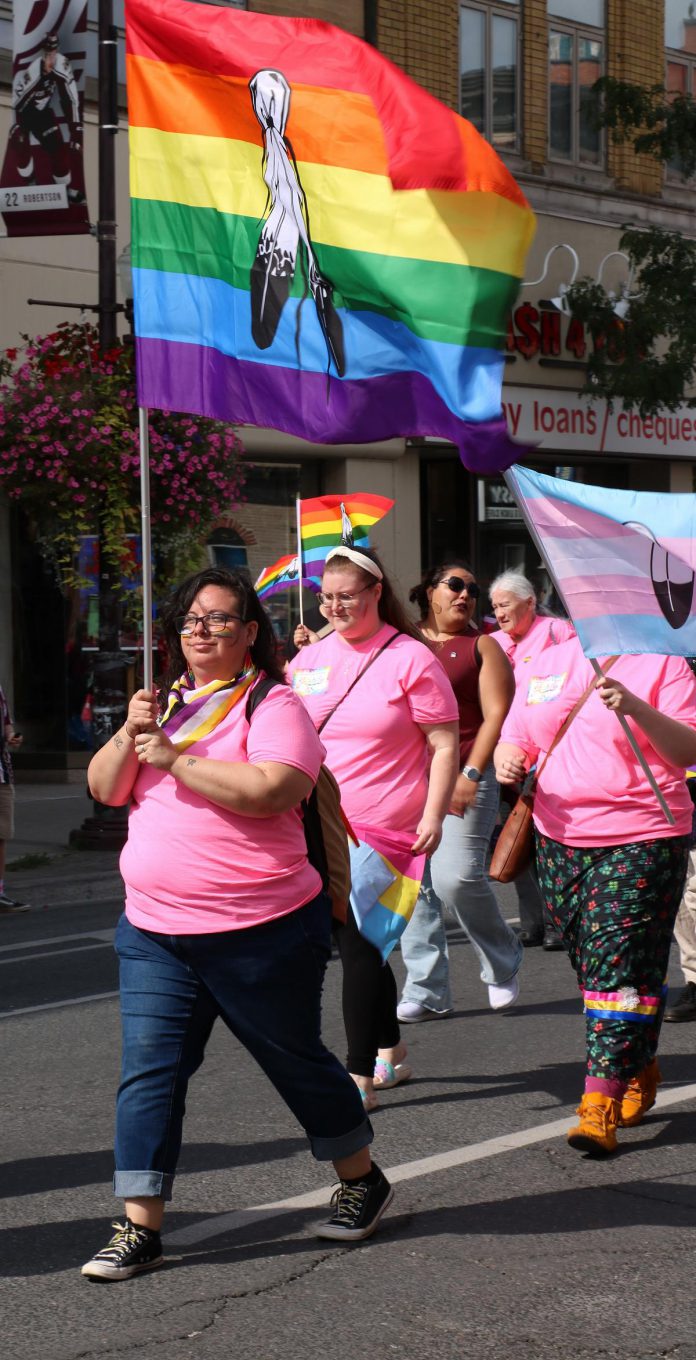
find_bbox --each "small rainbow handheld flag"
[300,492,393,578]
[126,0,535,472]
[255,553,319,600]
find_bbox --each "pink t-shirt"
[500,637,696,846]
[288,624,458,836]
[121,682,324,933]
[491,614,575,678]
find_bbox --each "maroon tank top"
[422,632,481,764]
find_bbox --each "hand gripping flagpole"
[295,496,305,628]
[139,406,154,691]
[504,468,675,827]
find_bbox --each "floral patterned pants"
[536,833,689,1082]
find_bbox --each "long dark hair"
[325,547,421,640]
[409,558,475,622]
[157,566,285,709]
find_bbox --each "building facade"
[0,0,693,767]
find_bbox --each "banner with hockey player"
[1,0,90,236]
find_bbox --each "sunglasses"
[439,576,480,599]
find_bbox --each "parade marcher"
[397,561,521,1022]
[0,682,28,914]
[495,635,696,1156]
[81,567,393,1281]
[290,547,459,1110]
[489,570,575,951]
[663,845,696,1022]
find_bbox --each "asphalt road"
[2,851,696,1360]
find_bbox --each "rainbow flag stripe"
[255,553,319,600]
[126,0,535,473]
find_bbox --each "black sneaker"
[316,1166,393,1242]
[81,1219,163,1280]
[664,982,696,1023]
[0,893,30,914]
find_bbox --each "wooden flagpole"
[295,496,305,627]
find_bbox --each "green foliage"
[0,323,246,593]
[592,76,696,179]
[566,227,696,417]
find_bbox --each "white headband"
[325,546,383,580]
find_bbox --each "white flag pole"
[295,496,305,627]
[138,406,154,692]
[504,467,675,827]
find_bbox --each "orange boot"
[619,1059,662,1128]
[567,1092,620,1156]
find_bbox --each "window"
[665,2,696,175]
[548,2,604,165]
[460,2,521,150]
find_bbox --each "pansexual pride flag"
[300,492,393,579]
[506,465,696,658]
[349,825,425,962]
[254,553,318,600]
[125,0,535,473]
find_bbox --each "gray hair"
[489,570,537,605]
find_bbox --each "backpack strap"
[245,675,281,723]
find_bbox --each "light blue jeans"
[400,765,523,1010]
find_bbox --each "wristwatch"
[462,765,481,783]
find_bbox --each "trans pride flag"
[255,553,318,601]
[349,825,426,962]
[125,0,536,473]
[300,492,393,582]
[506,465,696,658]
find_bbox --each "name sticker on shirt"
[292,667,331,697]
[526,672,568,705]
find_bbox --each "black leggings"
[333,907,401,1077]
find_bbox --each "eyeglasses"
[176,612,244,636]
[317,585,374,608]
[438,576,480,599]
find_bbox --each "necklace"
[421,628,460,656]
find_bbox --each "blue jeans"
[400,765,523,1009]
[113,895,371,1201]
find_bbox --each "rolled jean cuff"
[308,1117,373,1162]
[113,1169,175,1201]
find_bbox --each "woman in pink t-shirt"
[489,569,575,951]
[495,636,696,1157]
[290,547,459,1112]
[80,568,393,1282]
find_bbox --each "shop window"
[665,1,696,177]
[460,2,521,151]
[548,2,604,167]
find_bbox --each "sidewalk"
[6,783,123,909]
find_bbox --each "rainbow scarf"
[126,0,535,474]
[349,823,426,962]
[159,664,258,752]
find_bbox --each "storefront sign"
[503,385,696,460]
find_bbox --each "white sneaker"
[488,976,519,1011]
[397,1000,453,1023]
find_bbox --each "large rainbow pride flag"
[506,464,696,657]
[125,0,535,473]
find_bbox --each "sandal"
[373,1059,412,1090]
[359,1088,380,1113]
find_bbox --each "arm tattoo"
[186,757,196,767]
[114,734,124,750]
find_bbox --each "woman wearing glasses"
[397,561,521,1021]
[81,568,393,1281]
[290,547,459,1112]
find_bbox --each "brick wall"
[523,0,549,172]
[607,0,663,195]
[249,1,364,35]
[378,1,459,107]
